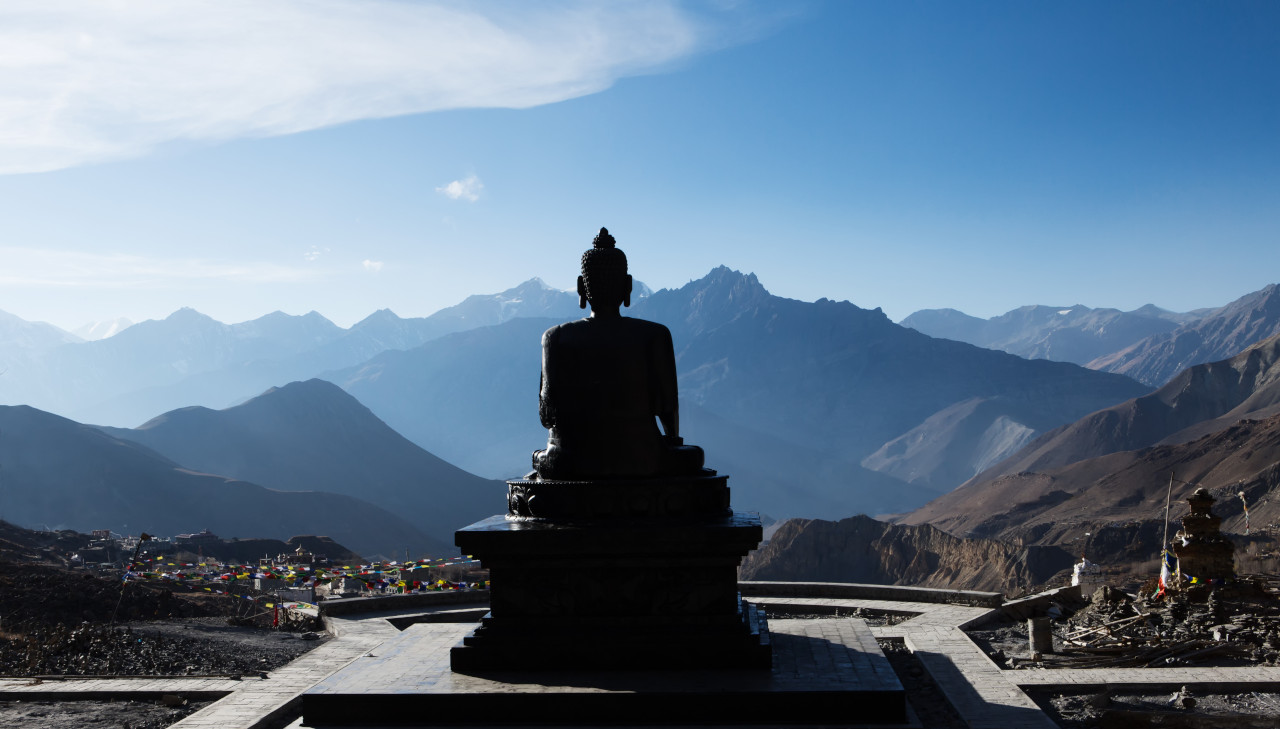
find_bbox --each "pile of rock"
[969,583,1280,671]
[1018,585,1280,669]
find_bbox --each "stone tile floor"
[6,587,1280,728]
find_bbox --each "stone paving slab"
[303,618,906,726]
[168,623,394,729]
[903,626,1058,729]
[1010,665,1280,690]
[0,676,243,696]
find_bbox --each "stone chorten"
[1171,487,1236,589]
[450,228,770,672]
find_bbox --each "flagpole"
[1156,471,1176,596]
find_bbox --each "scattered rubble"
[1036,689,1280,728]
[970,581,1280,670]
[0,697,213,729]
[0,561,325,678]
[1,617,326,678]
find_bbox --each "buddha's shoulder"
[618,317,670,334]
[542,318,589,340]
[544,316,669,338]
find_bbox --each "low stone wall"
[999,585,1082,621]
[319,581,1007,618]
[318,590,490,617]
[739,580,1004,608]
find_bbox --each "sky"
[1,0,1278,332]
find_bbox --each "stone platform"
[302,616,906,726]
[452,509,770,672]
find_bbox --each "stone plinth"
[305,618,906,726]
[450,473,771,673]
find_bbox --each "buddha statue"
[532,228,704,480]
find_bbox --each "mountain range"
[903,283,1280,388]
[901,330,1280,542]
[0,278,596,427]
[0,404,444,560]
[901,303,1197,367]
[6,271,1280,550]
[332,267,1149,518]
[1087,283,1280,387]
[99,379,503,551]
[748,331,1280,592]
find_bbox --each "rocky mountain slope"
[923,331,1280,500]
[99,379,501,549]
[900,334,1280,572]
[901,303,1195,366]
[71,317,134,341]
[1088,283,1280,386]
[899,411,1280,571]
[0,404,446,559]
[740,514,1073,595]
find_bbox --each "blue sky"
[1,1,1277,332]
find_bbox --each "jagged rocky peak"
[694,266,768,300]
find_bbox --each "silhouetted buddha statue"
[532,228,704,480]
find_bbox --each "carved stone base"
[451,508,769,673]
[505,470,729,519]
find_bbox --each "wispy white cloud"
[436,175,484,202]
[303,246,329,262]
[0,0,710,174]
[0,247,321,288]
[362,259,384,273]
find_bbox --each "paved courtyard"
[4,581,1280,728]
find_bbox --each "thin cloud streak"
[0,247,323,288]
[0,0,704,174]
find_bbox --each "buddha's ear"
[623,274,633,308]
[576,276,587,309]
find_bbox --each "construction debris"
[970,580,1280,670]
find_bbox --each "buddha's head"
[577,227,632,310]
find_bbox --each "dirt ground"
[0,697,214,729]
[1,559,326,728]
[1035,689,1280,728]
[1,560,324,678]
[2,616,324,678]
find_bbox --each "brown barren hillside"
[740,514,1073,595]
[927,331,1280,504]
[903,412,1280,547]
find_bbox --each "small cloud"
[436,175,484,202]
[362,259,384,273]
[304,245,329,262]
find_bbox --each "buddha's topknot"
[591,227,617,249]
[580,227,628,308]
